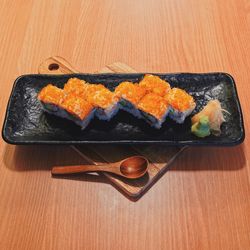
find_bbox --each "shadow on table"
[170,144,246,171]
[2,143,246,202]
[2,144,110,185]
[3,143,246,171]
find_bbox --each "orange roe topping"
[165,88,195,112]
[85,84,106,96]
[138,93,169,119]
[63,78,87,96]
[86,88,118,109]
[38,84,64,105]
[59,95,93,120]
[115,82,147,105]
[139,74,171,96]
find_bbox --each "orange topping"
[115,82,147,105]
[86,88,118,109]
[63,78,87,96]
[139,74,171,96]
[138,93,168,119]
[38,84,64,105]
[59,95,93,120]
[85,84,106,96]
[165,88,195,112]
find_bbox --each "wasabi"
[191,115,210,138]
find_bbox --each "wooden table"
[0,1,249,249]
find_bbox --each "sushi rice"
[95,102,120,120]
[168,107,195,124]
[140,109,169,129]
[165,88,196,124]
[41,102,96,129]
[118,97,142,118]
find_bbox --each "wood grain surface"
[0,0,250,249]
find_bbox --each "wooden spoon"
[51,156,149,179]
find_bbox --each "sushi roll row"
[38,74,196,129]
[38,78,119,129]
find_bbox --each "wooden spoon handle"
[51,165,117,175]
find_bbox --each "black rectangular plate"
[2,73,245,146]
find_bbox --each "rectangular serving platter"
[2,73,245,146]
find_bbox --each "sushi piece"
[137,93,169,129]
[165,88,196,123]
[115,81,147,118]
[139,74,171,96]
[38,84,64,113]
[85,86,119,120]
[58,94,95,129]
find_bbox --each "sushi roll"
[38,84,64,113]
[58,94,95,129]
[115,81,147,118]
[139,74,171,96]
[137,93,169,129]
[85,85,119,120]
[165,88,196,123]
